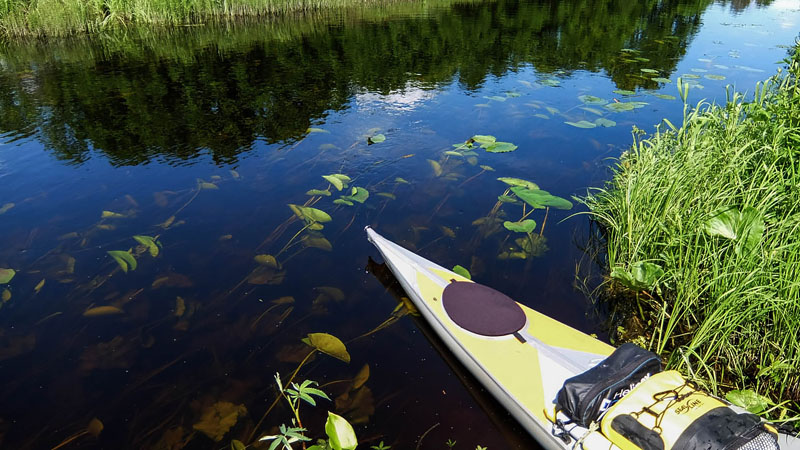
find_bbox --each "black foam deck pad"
[441,281,526,336]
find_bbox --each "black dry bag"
[555,343,662,427]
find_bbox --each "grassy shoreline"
[582,42,800,423]
[0,0,470,38]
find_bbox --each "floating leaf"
[307,189,332,196]
[0,268,15,284]
[325,412,358,450]
[578,95,607,105]
[640,68,659,74]
[323,175,344,191]
[629,101,649,109]
[690,68,708,73]
[101,210,125,219]
[483,142,518,153]
[34,279,45,293]
[444,151,464,157]
[726,389,769,414]
[612,89,636,96]
[503,220,537,233]
[254,254,279,268]
[681,73,701,79]
[368,134,386,144]
[510,187,573,210]
[498,177,539,190]
[334,199,354,206]
[652,77,672,83]
[611,261,664,291]
[471,135,496,145]
[498,195,520,204]
[428,160,443,177]
[289,204,332,223]
[605,102,636,112]
[377,192,396,200]
[534,113,550,119]
[466,156,479,166]
[506,91,521,98]
[159,215,176,229]
[594,118,617,127]
[193,402,248,442]
[133,235,160,257]
[452,265,471,280]
[705,74,726,80]
[546,106,560,115]
[1,289,10,302]
[581,107,605,116]
[484,95,506,102]
[199,182,219,190]
[395,177,409,184]
[0,203,14,215]
[83,306,125,316]
[653,94,677,100]
[480,165,495,172]
[539,79,560,87]
[303,333,350,363]
[307,127,329,133]
[107,250,137,272]
[346,187,369,204]
[565,120,596,129]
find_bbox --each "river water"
[0,0,798,448]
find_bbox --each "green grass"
[0,0,470,38]
[581,43,800,423]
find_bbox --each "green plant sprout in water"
[472,177,573,260]
[258,373,358,450]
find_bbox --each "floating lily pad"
[653,94,676,100]
[605,102,636,112]
[578,95,607,105]
[640,68,659,74]
[483,142,518,153]
[334,199,354,206]
[484,95,506,102]
[580,107,605,116]
[497,177,539,190]
[613,89,636,96]
[108,250,137,273]
[594,118,617,127]
[546,106,560,115]
[323,175,345,191]
[472,135,496,145]
[681,74,701,79]
[0,269,15,284]
[652,77,672,83]
[539,79,561,87]
[303,332,350,363]
[368,134,386,144]
[691,68,708,73]
[307,189,332,196]
[444,151,464,157]
[534,114,550,119]
[565,120,596,129]
[307,128,329,133]
[705,74,726,80]
[503,219,537,233]
[452,265,471,280]
[428,160,442,176]
[510,187,573,210]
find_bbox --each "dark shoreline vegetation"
[582,43,800,425]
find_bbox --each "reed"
[0,0,471,38]
[581,42,800,422]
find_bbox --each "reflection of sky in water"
[355,83,438,112]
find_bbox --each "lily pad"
[368,134,386,144]
[652,77,672,83]
[613,89,636,96]
[471,135,496,145]
[133,235,160,257]
[323,175,345,191]
[0,268,15,284]
[484,95,506,102]
[334,199,354,206]
[483,142,518,153]
[580,107,605,116]
[605,102,636,112]
[452,265,471,280]
[289,204,332,223]
[578,95,607,105]
[497,177,539,190]
[254,254,279,268]
[325,412,358,450]
[539,79,560,87]
[594,118,617,127]
[303,332,350,363]
[428,160,442,177]
[653,94,677,100]
[565,120,597,129]
[307,189,332,196]
[640,68,659,74]
[510,187,573,210]
[503,220,537,233]
[342,187,369,204]
[705,74,726,80]
[534,113,550,119]
[611,261,664,291]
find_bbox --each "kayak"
[365,226,800,450]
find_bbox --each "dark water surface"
[1,0,798,448]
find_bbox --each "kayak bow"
[365,226,800,450]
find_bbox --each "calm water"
[0,0,798,448]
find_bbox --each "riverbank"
[0,0,473,38]
[582,42,800,423]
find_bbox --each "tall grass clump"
[581,43,800,423]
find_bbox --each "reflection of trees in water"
[0,0,719,166]
[719,0,773,13]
